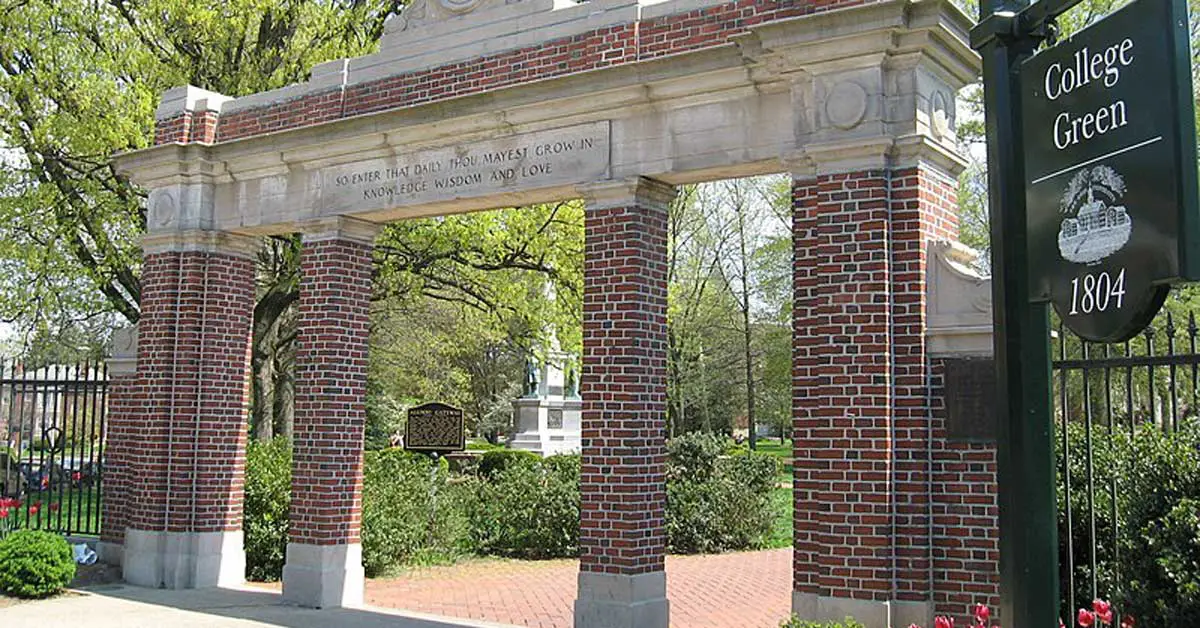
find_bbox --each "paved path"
[365,548,793,628]
[0,585,517,628]
[0,548,792,628]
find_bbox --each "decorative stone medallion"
[824,81,869,131]
[149,189,178,230]
[930,90,954,140]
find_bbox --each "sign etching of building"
[1057,165,1131,265]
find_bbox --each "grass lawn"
[7,486,102,536]
[765,473,792,549]
[747,439,793,550]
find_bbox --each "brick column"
[99,326,138,567]
[574,177,674,628]
[123,231,258,589]
[282,217,381,609]
[791,162,967,627]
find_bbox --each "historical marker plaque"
[1022,0,1199,342]
[404,402,465,453]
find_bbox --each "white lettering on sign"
[320,122,610,214]
[1069,267,1127,315]
[1041,39,1136,152]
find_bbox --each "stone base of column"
[281,542,364,609]
[574,571,669,628]
[792,592,930,628]
[123,529,245,589]
[97,541,124,567]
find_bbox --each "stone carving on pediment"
[386,0,527,34]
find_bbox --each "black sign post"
[1023,0,1199,342]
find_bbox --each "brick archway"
[107,1,991,626]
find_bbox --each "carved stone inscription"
[320,121,610,214]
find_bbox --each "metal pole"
[975,1,1060,624]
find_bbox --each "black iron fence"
[0,362,108,537]
[1053,307,1200,622]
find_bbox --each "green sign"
[1022,0,1199,342]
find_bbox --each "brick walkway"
[364,548,792,628]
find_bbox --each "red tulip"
[0,507,8,519]
[1119,616,1135,628]
[28,504,39,516]
[935,617,954,628]
[49,502,60,512]
[1079,609,1096,627]
[974,604,991,623]
[1092,600,1113,624]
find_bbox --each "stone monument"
[508,349,581,456]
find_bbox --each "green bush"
[778,615,864,628]
[667,431,725,483]
[361,449,475,576]
[0,530,75,598]
[1058,419,1200,626]
[471,454,580,558]
[667,449,779,554]
[477,449,540,479]
[244,438,292,581]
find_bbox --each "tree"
[0,2,585,439]
[666,176,792,442]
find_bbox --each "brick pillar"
[123,232,258,589]
[574,177,674,628]
[99,326,139,567]
[282,217,380,609]
[791,163,968,627]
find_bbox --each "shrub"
[361,449,474,576]
[0,530,75,598]
[471,454,580,559]
[244,438,292,581]
[668,449,779,553]
[1057,419,1200,626]
[667,431,725,483]
[778,616,864,628]
[477,449,540,479]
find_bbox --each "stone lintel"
[123,529,245,589]
[579,177,676,212]
[141,230,262,260]
[792,592,931,628]
[574,570,669,628]
[282,542,365,609]
[297,216,384,246]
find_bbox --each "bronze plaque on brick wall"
[943,358,998,442]
[404,402,465,452]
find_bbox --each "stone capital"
[297,216,384,246]
[141,230,261,260]
[579,177,676,212]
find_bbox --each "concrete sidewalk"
[0,584,519,628]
